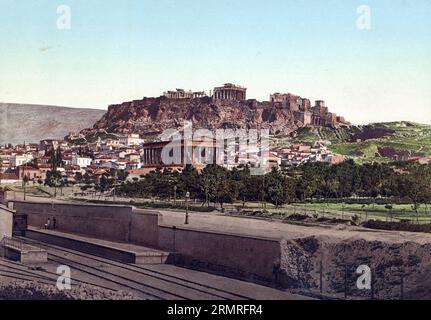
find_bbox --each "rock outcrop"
[280,236,431,300]
[83,96,345,137]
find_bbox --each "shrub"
[363,220,431,233]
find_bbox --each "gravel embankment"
[0,281,139,300]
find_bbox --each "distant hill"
[0,103,106,145]
[281,122,431,163]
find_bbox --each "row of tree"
[111,160,431,209]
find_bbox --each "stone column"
[195,147,200,164]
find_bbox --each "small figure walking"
[272,262,281,284]
[44,218,51,230]
[52,217,57,230]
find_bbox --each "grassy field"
[296,202,431,223]
[6,183,77,199]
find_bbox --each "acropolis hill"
[83,83,349,137]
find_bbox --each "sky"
[0,0,430,124]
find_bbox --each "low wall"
[26,229,137,264]
[13,200,280,281]
[130,209,159,248]
[13,201,159,247]
[159,225,281,281]
[0,190,15,205]
[0,205,13,239]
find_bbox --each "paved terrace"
[158,209,431,245]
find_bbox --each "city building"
[10,154,34,167]
[71,155,93,168]
[18,167,42,180]
[118,134,144,146]
[142,138,221,171]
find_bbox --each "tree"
[28,158,39,169]
[335,159,360,198]
[179,165,201,198]
[265,169,297,207]
[216,179,238,209]
[399,165,429,223]
[231,165,250,208]
[265,169,286,207]
[22,175,30,200]
[47,146,63,171]
[45,170,63,197]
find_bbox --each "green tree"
[45,170,63,197]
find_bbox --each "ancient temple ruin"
[213,83,247,101]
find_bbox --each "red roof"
[0,173,20,180]
[18,167,40,171]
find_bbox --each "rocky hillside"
[84,97,310,137]
[0,103,105,145]
[286,122,431,163]
[77,95,431,163]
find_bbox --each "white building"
[119,134,144,146]
[71,156,93,168]
[10,154,34,167]
[102,139,121,150]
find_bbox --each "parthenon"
[213,83,247,101]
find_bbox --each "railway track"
[0,259,129,293]
[16,237,253,300]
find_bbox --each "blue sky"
[0,0,430,124]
